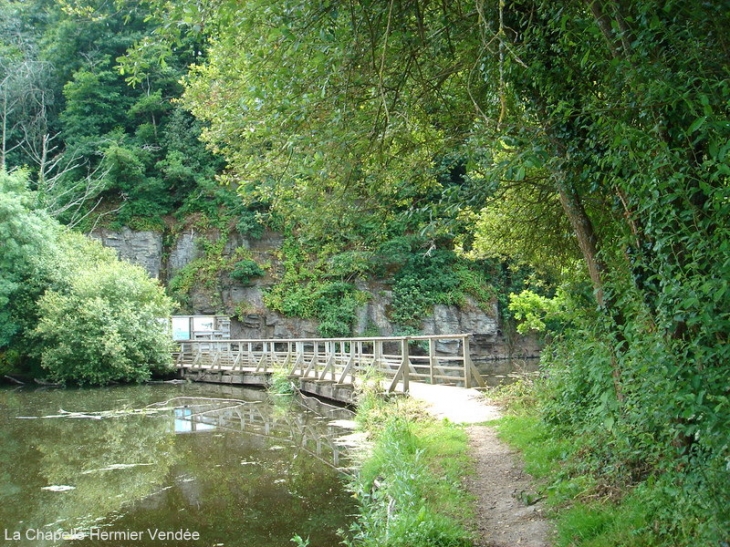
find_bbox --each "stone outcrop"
[167,230,199,279]
[93,226,541,362]
[91,228,163,279]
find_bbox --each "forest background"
[0,1,728,545]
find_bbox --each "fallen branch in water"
[4,375,24,385]
[33,407,170,420]
[18,397,262,421]
[145,396,260,409]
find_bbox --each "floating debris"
[328,419,358,429]
[41,485,76,492]
[81,463,154,474]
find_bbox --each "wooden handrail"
[174,334,485,392]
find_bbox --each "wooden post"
[319,342,336,381]
[387,337,410,393]
[402,337,410,393]
[374,339,382,370]
[290,342,304,376]
[463,335,485,388]
[429,338,436,384]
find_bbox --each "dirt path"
[406,383,552,547]
[465,424,552,547]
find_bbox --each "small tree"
[1,171,175,383]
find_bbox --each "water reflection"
[474,357,541,386]
[167,395,356,470]
[174,407,216,433]
[0,384,356,547]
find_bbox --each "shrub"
[34,253,174,386]
[229,258,265,286]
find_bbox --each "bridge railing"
[174,334,485,392]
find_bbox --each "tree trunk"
[554,174,624,402]
[556,179,606,306]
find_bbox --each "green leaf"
[688,116,707,134]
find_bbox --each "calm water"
[0,383,357,547]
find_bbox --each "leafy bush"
[314,282,365,337]
[236,210,265,239]
[511,285,730,546]
[265,278,366,338]
[388,248,496,329]
[508,289,566,334]
[229,258,265,286]
[0,170,60,353]
[34,247,174,386]
[262,239,369,337]
[325,250,374,280]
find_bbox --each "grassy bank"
[492,379,728,547]
[345,392,475,547]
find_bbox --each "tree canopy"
[0,0,233,229]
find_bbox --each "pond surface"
[475,358,541,387]
[0,383,357,547]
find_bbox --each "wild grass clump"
[267,366,297,397]
[345,397,473,547]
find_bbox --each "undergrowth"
[267,366,297,397]
[492,375,730,547]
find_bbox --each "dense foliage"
[1,0,517,336]
[121,0,730,543]
[34,240,174,385]
[0,170,174,384]
[0,0,230,229]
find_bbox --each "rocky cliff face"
[92,227,540,361]
[91,228,164,279]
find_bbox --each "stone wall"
[92,226,541,361]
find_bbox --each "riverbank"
[347,386,553,547]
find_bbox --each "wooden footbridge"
[174,334,486,403]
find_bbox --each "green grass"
[346,395,474,547]
[494,413,655,547]
[489,382,722,547]
[267,366,296,396]
[554,499,653,547]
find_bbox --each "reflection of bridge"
[175,335,485,403]
[169,398,357,470]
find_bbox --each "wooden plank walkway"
[174,334,485,398]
